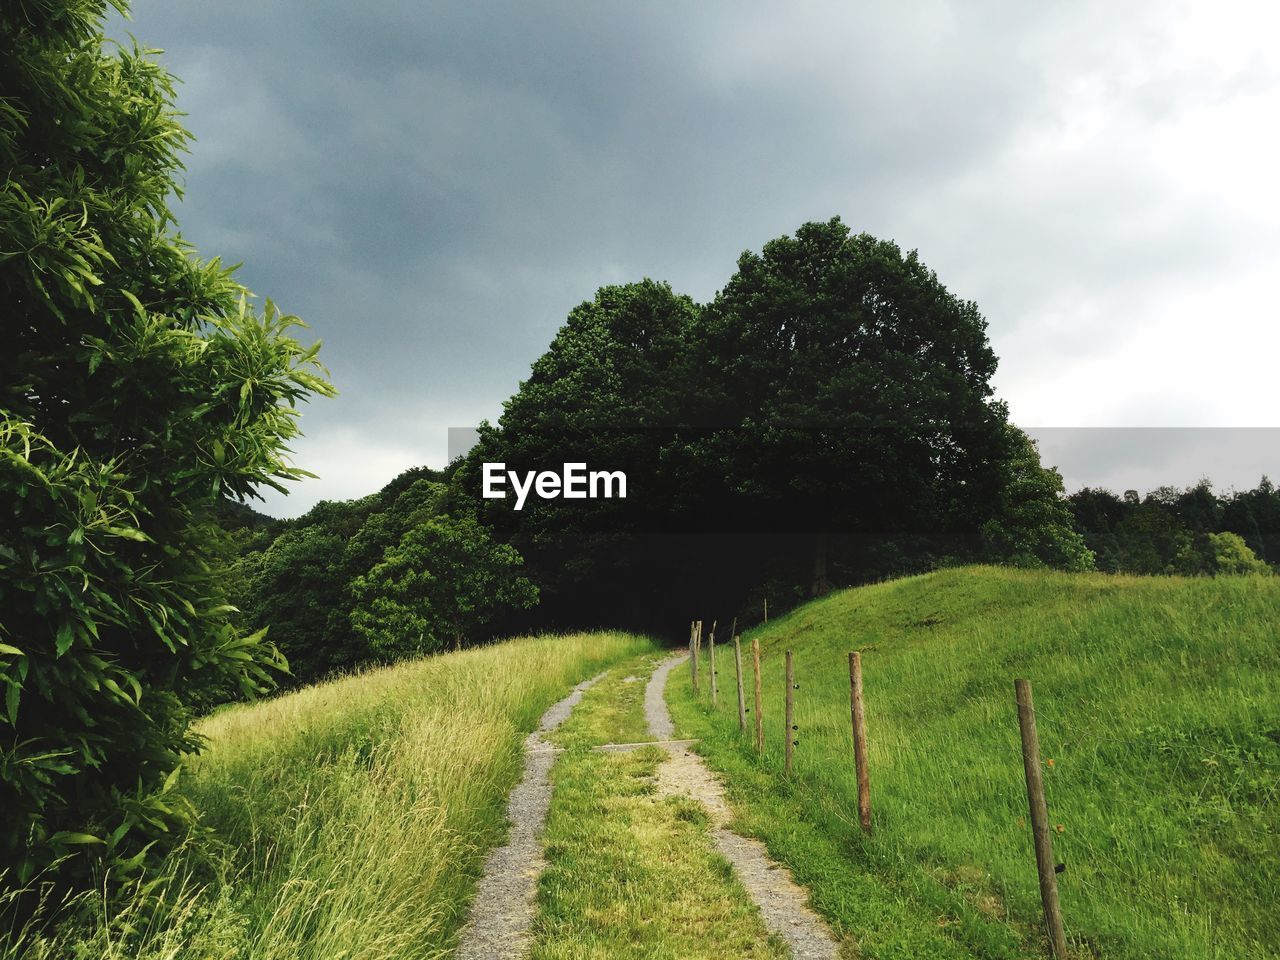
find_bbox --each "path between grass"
[454,672,607,960]
[646,655,841,960]
[457,654,842,959]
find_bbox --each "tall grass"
[7,631,653,960]
[672,567,1280,959]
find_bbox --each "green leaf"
[56,622,74,657]
[104,525,151,542]
[120,289,147,318]
[101,677,134,704]
[49,831,105,846]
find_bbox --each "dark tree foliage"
[0,0,332,886]
[1067,480,1278,576]
[1066,487,1128,572]
[684,218,1014,595]
[1222,476,1280,563]
[463,220,1062,633]
[349,513,536,656]
[458,280,699,628]
[232,494,383,681]
[980,426,1093,571]
[225,467,536,683]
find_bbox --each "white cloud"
[253,426,432,518]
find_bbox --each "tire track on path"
[646,655,841,960]
[454,672,606,960]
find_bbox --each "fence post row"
[849,651,872,834]
[1015,678,1068,958]
[683,617,1067,957]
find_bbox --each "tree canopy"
[682,218,1014,592]
[461,218,1062,630]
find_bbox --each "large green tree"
[468,220,1064,630]
[219,466,554,683]
[0,0,332,885]
[980,427,1093,571]
[460,280,697,625]
[688,217,1013,595]
[349,514,537,656]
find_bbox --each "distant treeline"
[218,473,1277,687]
[214,467,534,685]
[215,218,1275,689]
[1066,480,1277,576]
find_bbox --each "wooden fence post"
[1015,678,1068,958]
[734,636,746,732]
[763,598,769,623]
[752,638,764,753]
[689,621,697,689]
[709,625,718,707]
[697,620,704,692]
[693,620,701,692]
[784,650,795,775]
[849,651,872,834]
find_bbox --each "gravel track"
[453,672,606,960]
[645,655,841,960]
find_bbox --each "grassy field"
[670,566,1280,960]
[8,632,653,960]
[531,654,789,959]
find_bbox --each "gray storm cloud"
[113,0,1280,515]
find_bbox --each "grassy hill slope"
[11,632,655,960]
[670,567,1280,960]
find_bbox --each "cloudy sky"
[113,0,1280,517]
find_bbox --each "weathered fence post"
[709,625,718,707]
[763,598,769,624]
[693,620,701,692]
[689,621,697,688]
[734,636,746,732]
[848,651,872,834]
[784,650,795,775]
[1015,678,1068,958]
[752,638,764,753]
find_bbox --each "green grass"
[8,632,654,960]
[531,654,789,959]
[547,652,664,750]
[670,566,1280,960]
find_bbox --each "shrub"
[0,0,332,887]
[350,515,538,656]
[1209,531,1271,576]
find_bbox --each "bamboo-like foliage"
[0,0,333,888]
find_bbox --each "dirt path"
[454,672,606,960]
[646,655,841,960]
